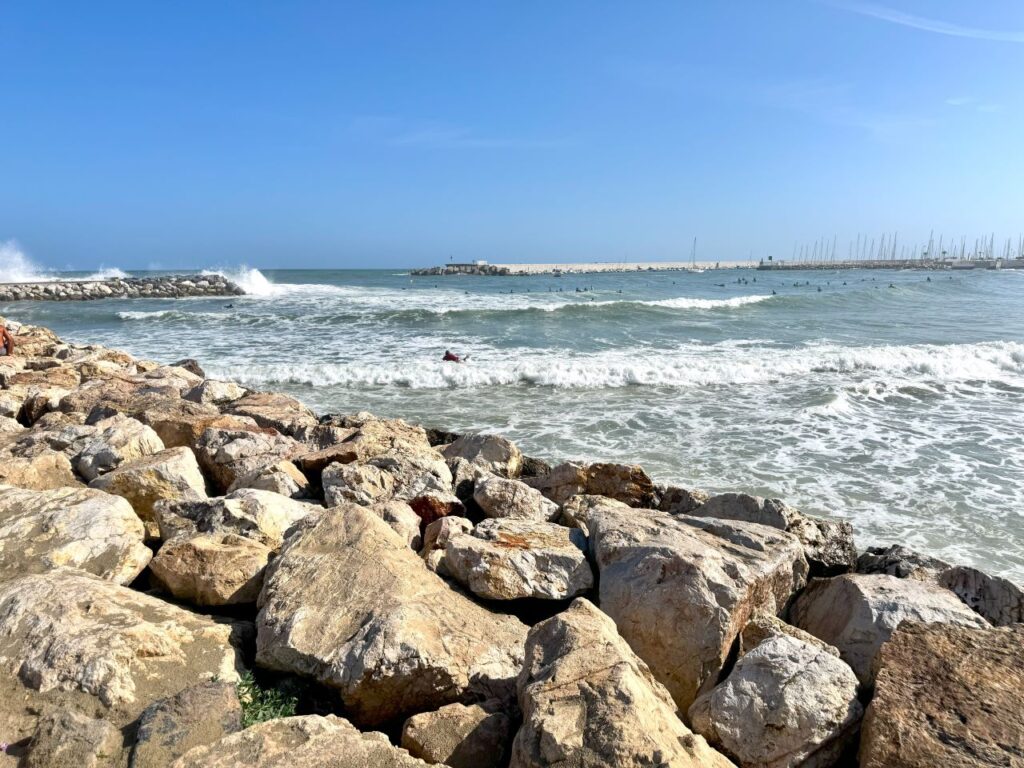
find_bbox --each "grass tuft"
[237,671,299,727]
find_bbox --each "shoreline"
[0,273,244,302]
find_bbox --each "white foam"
[0,241,54,283]
[84,267,130,280]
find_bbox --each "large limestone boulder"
[512,598,733,768]
[525,461,656,507]
[0,569,244,746]
[370,450,462,525]
[693,493,856,576]
[194,427,301,494]
[791,573,988,684]
[689,634,862,768]
[0,485,151,585]
[149,532,273,606]
[0,450,77,490]
[589,507,808,711]
[0,415,23,435]
[559,493,630,534]
[184,379,248,406]
[856,544,949,579]
[420,515,474,575]
[401,700,512,768]
[256,505,528,726]
[938,565,1024,626]
[227,459,310,499]
[367,500,423,550]
[226,391,318,436]
[473,474,559,521]
[89,446,208,538]
[170,715,433,768]
[860,622,1024,768]
[322,461,396,507]
[24,708,122,768]
[658,484,711,515]
[155,488,317,549]
[444,517,593,600]
[442,433,523,478]
[75,415,165,481]
[131,682,243,768]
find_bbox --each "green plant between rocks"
[237,671,299,727]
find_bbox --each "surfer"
[0,324,13,356]
[443,350,468,363]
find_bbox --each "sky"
[2,1,1023,271]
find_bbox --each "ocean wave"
[0,241,55,283]
[117,309,226,321]
[212,340,1024,391]
[84,267,130,280]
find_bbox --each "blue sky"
[2,1,1023,270]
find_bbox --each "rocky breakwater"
[0,315,1021,768]
[0,273,244,302]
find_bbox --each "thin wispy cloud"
[944,96,1004,113]
[826,1,1024,43]
[348,116,565,150]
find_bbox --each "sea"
[3,264,1024,582]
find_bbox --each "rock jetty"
[0,314,1021,767]
[0,273,243,302]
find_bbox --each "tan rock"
[442,433,523,478]
[589,508,809,711]
[89,447,208,538]
[24,708,122,768]
[194,427,300,493]
[228,459,310,499]
[170,715,433,768]
[558,493,630,534]
[525,461,657,507]
[0,450,78,490]
[739,614,839,658]
[75,415,165,481]
[226,391,318,436]
[256,505,527,726]
[444,517,593,600]
[0,484,150,585]
[420,515,474,574]
[937,565,1024,626]
[184,379,248,406]
[402,700,512,768]
[367,500,423,550]
[473,474,559,521]
[150,532,272,606]
[860,622,1024,768]
[791,573,988,684]
[512,598,734,768]
[322,461,396,507]
[131,682,242,768]
[0,415,23,435]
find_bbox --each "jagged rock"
[89,447,208,538]
[860,622,1024,768]
[170,715,433,767]
[401,700,512,768]
[256,504,527,726]
[0,450,78,490]
[0,484,151,585]
[445,518,593,600]
[184,378,248,406]
[739,614,839,658]
[226,391,318,436]
[856,544,949,579]
[149,532,273,606]
[0,415,23,435]
[791,573,988,684]
[155,488,316,549]
[421,515,474,574]
[75,415,165,481]
[0,568,243,744]
[370,450,462,525]
[143,410,262,452]
[228,459,310,499]
[448,456,484,502]
[473,474,559,521]
[689,635,862,768]
[559,493,631,534]
[938,565,1024,626]
[512,598,733,768]
[659,485,711,515]
[525,461,657,507]
[25,709,122,768]
[520,454,551,478]
[322,412,435,463]
[693,493,856,576]
[589,507,808,711]
[0,390,24,418]
[442,433,523,478]
[194,427,300,494]
[322,462,395,506]
[131,682,242,768]
[368,500,423,550]
[21,385,73,424]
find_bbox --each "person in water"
[0,324,14,357]
[442,350,467,363]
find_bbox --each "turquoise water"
[4,266,1024,580]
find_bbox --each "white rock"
[473,475,559,521]
[75,414,165,481]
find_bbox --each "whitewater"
[4,261,1024,581]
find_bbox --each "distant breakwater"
[411,259,756,276]
[0,274,245,302]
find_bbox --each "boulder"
[401,700,512,768]
[442,433,523,478]
[689,634,862,768]
[75,415,165,481]
[226,391,318,437]
[194,427,300,494]
[512,598,733,768]
[169,715,433,768]
[0,415,23,435]
[318,412,434,462]
[559,493,631,534]
[0,484,151,585]
[0,390,24,419]
[228,459,310,499]
[0,569,243,742]
[155,488,316,550]
[589,507,809,711]
[856,544,949,579]
[256,505,527,726]
[525,461,656,507]
[24,709,123,768]
[368,500,423,550]
[473,475,559,522]
[370,450,462,525]
[658,484,711,515]
[184,379,247,406]
[693,493,856,576]
[143,410,263,452]
[88,447,208,538]
[739,614,839,658]
[149,532,273,606]
[130,682,243,768]
[444,518,593,600]
[860,622,1024,768]
[448,455,484,502]
[322,461,396,507]
[790,573,988,684]
[0,450,78,490]
[420,515,474,574]
[938,565,1024,626]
